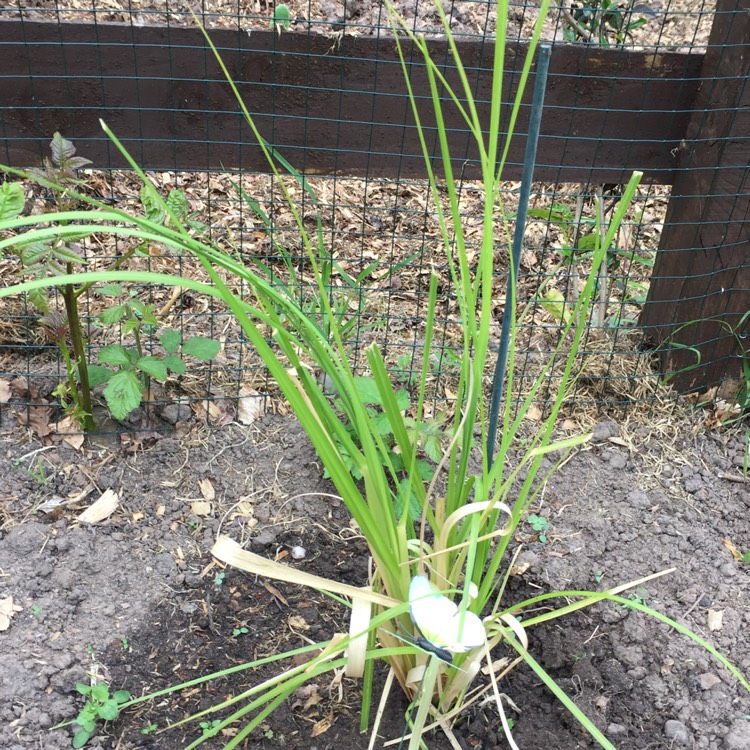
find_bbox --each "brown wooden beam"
[640,0,750,393]
[1,19,701,184]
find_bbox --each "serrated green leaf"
[271,3,291,30]
[372,411,393,436]
[98,305,125,325]
[98,699,119,721]
[87,365,113,387]
[166,188,189,220]
[159,328,182,354]
[50,132,75,166]
[75,683,91,696]
[540,288,574,324]
[91,684,109,702]
[352,376,381,405]
[28,287,50,313]
[395,388,411,411]
[113,690,131,704]
[66,156,92,170]
[72,727,92,748]
[423,436,443,463]
[0,181,24,221]
[121,319,139,336]
[98,284,123,297]
[182,336,220,361]
[98,344,131,367]
[136,356,168,381]
[18,241,50,266]
[103,371,143,420]
[416,459,434,481]
[140,186,165,224]
[51,244,85,265]
[163,354,186,374]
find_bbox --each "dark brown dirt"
[0,410,749,750]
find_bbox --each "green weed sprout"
[0,1,748,748]
[69,682,131,748]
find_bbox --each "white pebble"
[291,546,306,560]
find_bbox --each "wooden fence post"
[640,0,750,394]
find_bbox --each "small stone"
[697,672,722,690]
[724,720,750,750]
[291,545,306,560]
[606,723,628,737]
[603,450,627,469]
[592,420,619,442]
[161,403,191,425]
[664,719,691,745]
[684,477,703,494]
[253,527,279,547]
[626,490,651,508]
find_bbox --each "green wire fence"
[1,0,747,432]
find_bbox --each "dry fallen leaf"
[198,478,215,501]
[0,596,23,631]
[525,405,543,422]
[27,406,53,438]
[707,609,724,632]
[0,379,10,404]
[509,561,530,576]
[723,539,742,561]
[77,489,119,524]
[288,614,310,631]
[55,415,85,450]
[190,501,212,517]
[263,581,289,606]
[237,386,265,425]
[310,710,333,737]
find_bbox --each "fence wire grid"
[1,0,748,434]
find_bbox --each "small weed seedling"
[71,682,131,748]
[527,513,550,543]
[141,723,158,735]
[562,0,654,46]
[90,287,220,420]
[232,626,249,637]
[618,587,649,608]
[14,454,49,485]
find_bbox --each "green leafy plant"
[527,513,550,543]
[141,723,158,735]
[2,136,214,429]
[1,2,748,748]
[525,199,655,328]
[89,286,220,420]
[270,3,291,32]
[232,626,249,637]
[70,682,131,748]
[562,0,654,46]
[15,455,48,485]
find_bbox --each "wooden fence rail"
[1,0,748,393]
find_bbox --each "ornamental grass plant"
[0,1,747,748]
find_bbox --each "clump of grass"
[0,1,747,747]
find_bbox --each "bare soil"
[0,409,748,750]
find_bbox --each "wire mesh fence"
[1,0,748,436]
